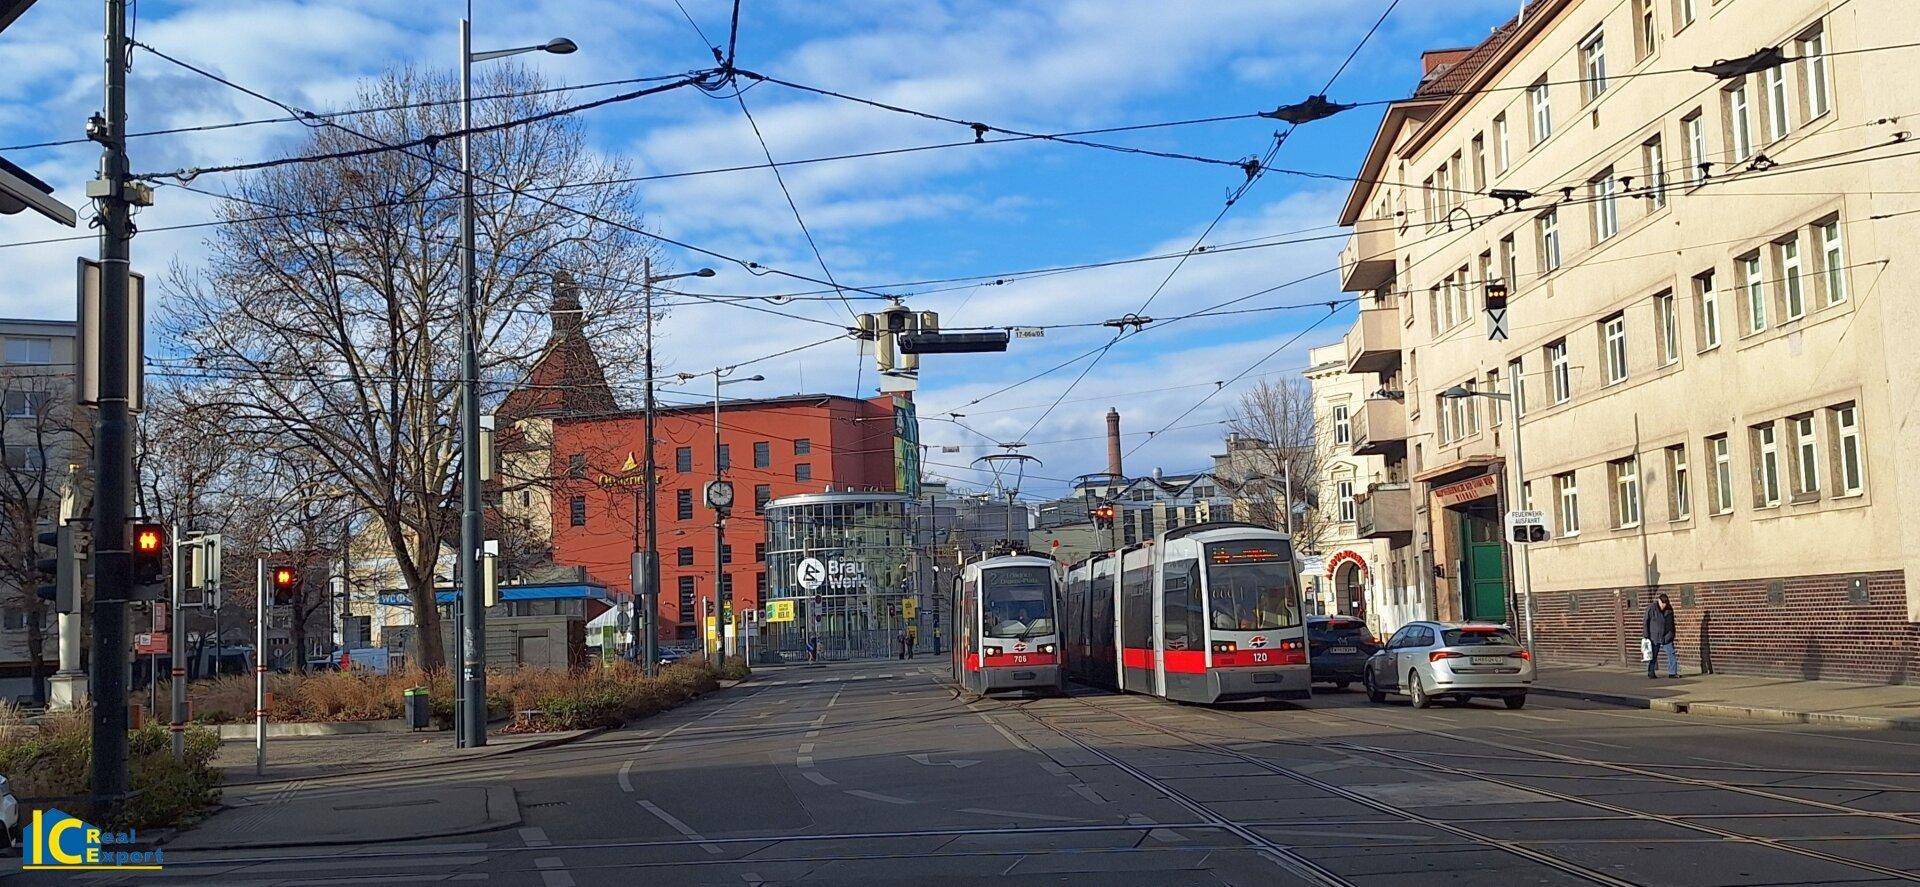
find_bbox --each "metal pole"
[713,370,726,670]
[457,15,488,749]
[641,257,661,677]
[90,0,135,818]
[254,559,266,776]
[169,530,185,760]
[1508,377,1537,661]
[1282,463,1295,538]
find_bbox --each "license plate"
[1470,655,1505,665]
[1329,646,1357,654]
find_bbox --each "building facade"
[762,491,918,660]
[0,318,77,701]
[1333,0,1919,682]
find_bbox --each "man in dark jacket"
[1644,592,1678,678]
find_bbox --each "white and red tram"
[1063,522,1309,703]
[950,551,1066,696]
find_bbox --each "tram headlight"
[984,646,1003,657]
[1210,641,1237,653]
[1037,643,1056,654]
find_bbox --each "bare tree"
[1222,378,1330,552]
[161,66,658,671]
[0,371,77,705]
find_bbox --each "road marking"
[1568,738,1631,750]
[798,742,815,754]
[844,789,915,805]
[535,856,575,887]
[1069,783,1108,805]
[518,826,551,847]
[795,755,814,766]
[1038,761,1071,777]
[617,761,635,793]
[801,770,835,786]
[907,753,979,768]
[638,799,726,855]
[959,807,1086,823]
[1508,713,1565,723]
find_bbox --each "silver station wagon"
[1363,621,1535,709]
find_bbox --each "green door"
[1459,508,1507,622]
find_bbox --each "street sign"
[767,599,796,623]
[1485,303,1509,341]
[797,557,827,591]
[1505,509,1551,544]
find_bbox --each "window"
[1421,176,1437,230]
[1634,0,1657,60]
[753,441,770,468]
[1590,169,1619,241]
[1486,368,1504,426]
[1753,423,1782,507]
[1611,457,1642,528]
[1832,403,1863,495]
[569,495,586,527]
[1727,82,1754,162]
[1428,285,1443,335]
[1677,0,1696,28]
[1643,136,1667,209]
[675,447,693,473]
[1529,78,1554,145]
[1791,411,1822,496]
[1695,269,1721,350]
[1555,472,1581,536]
[1462,379,1480,436]
[2,390,48,418]
[754,484,771,513]
[1337,479,1356,523]
[1668,445,1691,520]
[676,488,693,520]
[1819,220,1847,305]
[1655,292,1679,365]
[1438,393,1456,445]
[1,337,52,365]
[1522,480,1535,511]
[1801,27,1830,119]
[755,542,766,563]
[1764,64,1790,141]
[1709,435,1733,514]
[1778,236,1805,321]
[1498,235,1517,291]
[1683,111,1707,185]
[1602,314,1628,384]
[756,572,768,596]
[677,547,694,567]
[1580,29,1609,102]
[717,444,730,471]
[1333,404,1351,445]
[1547,339,1571,404]
[1454,264,1471,325]
[1508,357,1526,416]
[1470,134,1487,191]
[1493,113,1511,173]
[1537,209,1562,272]
[793,438,811,455]
[721,544,732,565]
[677,576,696,615]
[794,463,812,482]
[1742,253,1765,333]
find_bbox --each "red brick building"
[547,395,900,640]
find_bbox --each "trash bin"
[403,687,431,730]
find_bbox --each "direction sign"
[797,557,827,591]
[1505,509,1550,544]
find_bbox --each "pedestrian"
[896,630,908,660]
[806,636,818,662]
[1644,592,1678,679]
[906,626,918,659]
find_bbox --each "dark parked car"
[1307,615,1378,689]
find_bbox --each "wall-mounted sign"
[1432,473,1498,507]
[1324,549,1369,578]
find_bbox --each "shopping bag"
[1640,638,1654,662]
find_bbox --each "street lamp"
[1438,383,1536,659]
[695,370,763,670]
[456,18,576,750]
[637,263,716,676]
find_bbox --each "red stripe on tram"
[1162,650,1207,674]
[1120,647,1153,670]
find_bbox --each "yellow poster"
[901,598,917,619]
[767,599,796,623]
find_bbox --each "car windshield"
[983,566,1055,638]
[1204,541,1301,632]
[1310,618,1370,643]
[1442,627,1520,647]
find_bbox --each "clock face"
[705,481,735,508]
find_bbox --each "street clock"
[703,480,735,511]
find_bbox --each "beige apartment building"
[1,318,78,701]
[1332,0,1918,683]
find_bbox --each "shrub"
[719,659,752,681]
[0,708,221,830]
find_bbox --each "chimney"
[551,271,583,340]
[1105,408,1123,479]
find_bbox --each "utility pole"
[640,258,661,677]
[89,0,135,817]
[712,370,726,670]
[455,15,488,750]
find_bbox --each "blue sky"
[0,0,1520,498]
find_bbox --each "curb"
[1533,685,1920,731]
[163,786,521,852]
[218,724,611,790]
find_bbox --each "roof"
[378,581,610,608]
[497,277,618,421]
[552,393,889,425]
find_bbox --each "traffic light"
[1092,503,1116,528]
[271,565,300,601]
[130,522,166,601]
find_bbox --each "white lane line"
[1568,738,1632,750]
[637,799,726,855]
[844,789,915,805]
[518,826,551,847]
[795,755,814,766]
[802,770,835,786]
[535,856,576,887]
[798,742,815,754]
[958,807,1086,823]
[617,761,635,793]
[1508,713,1565,723]
[1069,784,1108,805]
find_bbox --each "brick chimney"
[1106,408,1123,479]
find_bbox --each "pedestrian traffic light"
[130,522,166,600]
[34,528,60,605]
[1092,503,1116,528]
[272,565,299,601]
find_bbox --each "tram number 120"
[1252,652,1270,663]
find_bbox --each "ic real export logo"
[24,807,164,871]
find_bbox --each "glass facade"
[763,492,920,660]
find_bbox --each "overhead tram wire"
[1123,306,1342,461]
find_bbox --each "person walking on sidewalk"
[1644,592,1678,679]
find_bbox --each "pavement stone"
[1533,664,1920,730]
[168,784,519,850]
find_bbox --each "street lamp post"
[696,370,763,669]
[457,18,575,749]
[1439,380,1535,659]
[637,261,714,676]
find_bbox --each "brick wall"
[1529,570,1918,685]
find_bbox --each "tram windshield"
[1204,541,1301,632]
[982,566,1055,638]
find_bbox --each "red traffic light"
[132,524,164,556]
[273,566,298,590]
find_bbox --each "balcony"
[1338,219,1396,293]
[1345,307,1402,374]
[1350,398,1407,458]
[1356,483,1413,541]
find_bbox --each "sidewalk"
[1533,664,1920,731]
[212,724,599,786]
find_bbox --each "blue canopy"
[377,581,610,608]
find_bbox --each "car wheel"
[1408,673,1432,709]
[1364,672,1386,704]
[1504,693,1527,710]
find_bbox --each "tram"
[950,550,1066,696]
[1063,522,1309,703]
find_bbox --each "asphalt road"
[62,659,1920,885]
